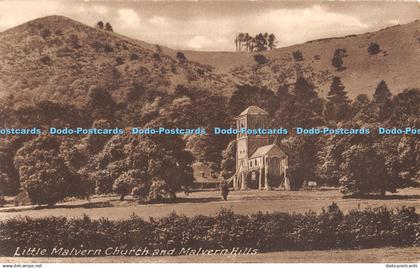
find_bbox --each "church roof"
[250,144,286,159]
[239,106,268,116]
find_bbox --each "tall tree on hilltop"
[268,33,277,50]
[96,21,104,30]
[96,20,104,30]
[105,22,113,32]
[255,33,268,52]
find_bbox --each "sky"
[0,1,419,51]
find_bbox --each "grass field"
[1,188,419,263]
[0,247,419,263]
[1,188,419,220]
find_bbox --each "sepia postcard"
[0,0,419,266]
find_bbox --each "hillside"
[0,16,231,107]
[0,15,420,106]
[181,20,420,98]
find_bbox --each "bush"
[115,56,124,66]
[40,28,51,39]
[368,42,381,55]
[130,53,139,61]
[176,52,187,63]
[91,41,113,53]
[292,50,303,61]
[331,56,343,69]
[39,55,52,65]
[253,54,269,64]
[331,48,347,70]
[0,204,418,257]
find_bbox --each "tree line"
[96,21,113,32]
[235,32,277,52]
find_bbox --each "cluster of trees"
[0,82,230,205]
[234,33,277,52]
[96,21,113,32]
[0,68,418,205]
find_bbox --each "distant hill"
[1,15,419,107]
[180,20,420,98]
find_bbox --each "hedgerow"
[0,203,418,256]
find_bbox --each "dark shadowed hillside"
[0,15,420,106]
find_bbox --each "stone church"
[231,106,290,190]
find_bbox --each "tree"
[0,140,19,195]
[220,140,236,179]
[244,33,253,51]
[93,170,114,194]
[331,48,347,70]
[351,94,370,119]
[275,76,324,129]
[87,86,115,120]
[229,84,278,116]
[235,32,276,52]
[113,171,136,201]
[293,76,318,102]
[0,172,10,195]
[397,135,420,187]
[235,33,245,52]
[254,33,268,52]
[368,42,381,55]
[115,56,124,66]
[14,136,80,206]
[281,136,321,189]
[324,76,351,122]
[176,52,187,63]
[373,80,392,103]
[317,122,372,187]
[292,50,303,61]
[373,80,393,121]
[268,33,277,50]
[105,22,113,32]
[276,84,289,98]
[391,89,420,123]
[340,144,391,196]
[96,21,104,30]
[98,134,194,202]
[331,56,343,70]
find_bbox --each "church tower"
[235,106,270,174]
